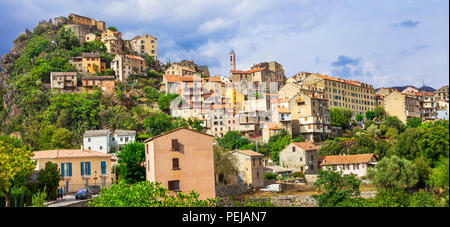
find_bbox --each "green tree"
[330,107,353,129]
[394,128,423,160]
[313,169,362,207]
[318,141,346,156]
[374,106,386,121]
[89,181,218,207]
[355,114,364,123]
[116,142,146,184]
[406,117,422,128]
[413,156,432,189]
[36,162,62,200]
[417,120,449,165]
[349,135,376,154]
[217,131,249,150]
[107,26,118,32]
[157,93,179,113]
[0,136,36,207]
[143,111,174,137]
[367,155,418,189]
[143,86,160,103]
[380,116,404,133]
[367,124,381,138]
[365,111,375,121]
[374,139,393,159]
[55,27,80,50]
[431,157,449,206]
[409,191,438,207]
[213,146,238,185]
[384,127,399,141]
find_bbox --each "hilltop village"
[0,14,448,208]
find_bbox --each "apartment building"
[417,92,437,120]
[230,61,286,89]
[176,60,210,77]
[50,72,78,92]
[165,63,197,77]
[232,149,265,188]
[130,34,157,59]
[279,142,319,174]
[144,128,216,199]
[32,149,114,193]
[434,85,449,102]
[297,73,376,116]
[383,91,421,123]
[101,35,123,55]
[111,54,146,82]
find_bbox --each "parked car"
[75,188,92,200]
[87,185,101,195]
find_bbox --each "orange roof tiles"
[266,122,281,130]
[292,142,318,151]
[278,107,291,113]
[231,67,266,74]
[126,55,145,61]
[320,153,377,165]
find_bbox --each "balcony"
[280,113,291,121]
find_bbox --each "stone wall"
[215,183,249,197]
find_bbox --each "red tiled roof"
[292,142,318,151]
[320,153,377,165]
[266,122,281,130]
[126,55,145,61]
[231,67,266,74]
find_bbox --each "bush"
[291,172,304,178]
[409,191,438,207]
[264,172,278,180]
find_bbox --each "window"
[120,137,123,142]
[61,163,72,177]
[168,180,180,191]
[125,137,129,142]
[88,138,91,142]
[172,139,179,150]
[81,162,91,176]
[292,146,295,152]
[172,158,180,170]
[101,161,107,175]
[100,146,103,150]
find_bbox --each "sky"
[0,0,448,89]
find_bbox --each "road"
[46,194,94,207]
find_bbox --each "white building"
[83,129,136,153]
[319,153,378,177]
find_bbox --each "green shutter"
[81,162,84,176]
[87,162,91,175]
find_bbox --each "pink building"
[144,128,216,200]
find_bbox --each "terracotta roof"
[82,76,115,80]
[265,122,281,130]
[236,150,263,157]
[320,153,377,165]
[313,73,374,89]
[51,72,77,76]
[164,74,183,82]
[292,142,318,151]
[231,67,266,74]
[33,149,111,160]
[126,55,145,61]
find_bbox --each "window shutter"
[101,161,106,175]
[81,162,84,176]
[61,163,65,177]
[87,162,91,175]
[68,163,72,177]
[172,139,179,150]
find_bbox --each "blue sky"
[0,0,448,88]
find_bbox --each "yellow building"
[232,150,265,188]
[225,88,245,112]
[383,91,421,123]
[298,73,376,116]
[130,34,157,59]
[81,52,106,73]
[32,149,115,194]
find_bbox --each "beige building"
[262,122,282,143]
[434,85,449,102]
[279,142,319,174]
[319,153,378,177]
[232,150,265,188]
[297,73,376,116]
[101,29,122,39]
[101,35,123,55]
[383,91,421,123]
[130,34,157,59]
[82,76,116,94]
[85,33,99,43]
[111,54,146,82]
[50,72,78,92]
[165,63,197,77]
[32,149,114,193]
[144,128,216,200]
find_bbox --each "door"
[65,181,69,193]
